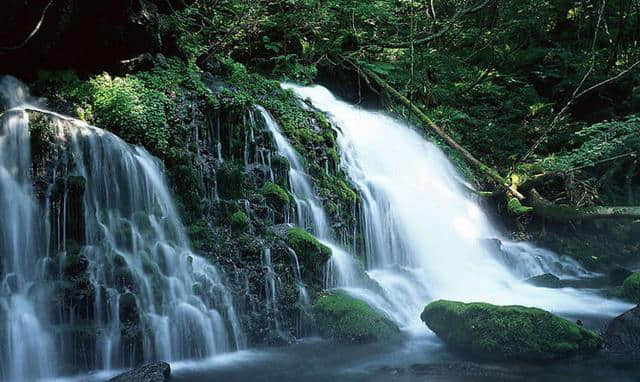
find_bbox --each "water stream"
[0,76,244,381]
[282,83,630,331]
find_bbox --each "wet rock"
[108,361,170,382]
[421,300,601,361]
[603,305,640,360]
[609,267,633,286]
[524,273,562,288]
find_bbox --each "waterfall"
[261,248,289,341]
[0,77,57,381]
[256,106,360,290]
[282,83,630,331]
[0,76,244,380]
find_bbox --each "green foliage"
[314,291,399,343]
[230,210,249,232]
[89,73,168,154]
[542,115,640,171]
[421,300,601,361]
[622,272,640,303]
[26,111,56,159]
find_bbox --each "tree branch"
[528,188,640,220]
[364,0,494,49]
[0,0,55,52]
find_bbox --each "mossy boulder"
[421,300,601,361]
[525,273,562,288]
[314,292,399,343]
[622,273,640,303]
[230,210,249,232]
[262,182,290,209]
[287,227,331,268]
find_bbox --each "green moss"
[262,181,290,209]
[421,300,601,361]
[622,272,640,303]
[287,227,331,264]
[231,210,249,232]
[314,292,399,343]
[508,197,533,214]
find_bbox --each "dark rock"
[609,267,633,286]
[525,273,562,288]
[421,300,601,361]
[0,0,188,76]
[603,305,640,360]
[108,361,170,382]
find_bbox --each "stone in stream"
[603,305,640,360]
[524,273,562,288]
[109,362,170,382]
[421,300,601,361]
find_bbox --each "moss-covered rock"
[314,292,399,343]
[287,227,331,264]
[262,182,290,209]
[622,273,640,303]
[421,300,601,361]
[230,210,249,232]
[525,273,562,288]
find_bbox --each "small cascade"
[261,249,287,340]
[0,76,245,380]
[286,248,314,337]
[256,105,357,289]
[0,76,57,381]
[283,83,630,331]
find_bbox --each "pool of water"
[168,331,640,382]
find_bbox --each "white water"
[0,76,57,380]
[256,105,361,289]
[283,83,631,331]
[0,77,244,380]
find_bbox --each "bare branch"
[0,0,55,52]
[364,0,494,49]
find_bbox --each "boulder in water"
[108,361,170,382]
[603,305,640,360]
[421,300,601,361]
[525,273,562,288]
[622,272,640,303]
[314,292,399,343]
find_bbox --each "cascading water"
[0,76,244,380]
[282,83,630,331]
[256,105,360,291]
[0,77,57,381]
[262,248,286,340]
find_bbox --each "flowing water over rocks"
[0,76,244,381]
[282,83,631,330]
